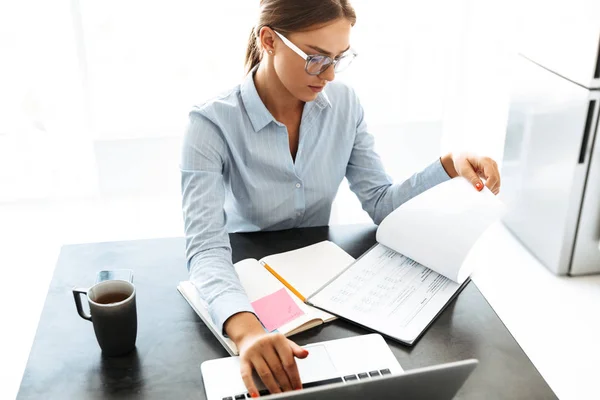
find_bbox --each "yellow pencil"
[261,262,306,303]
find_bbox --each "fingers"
[274,339,303,390]
[263,344,293,392]
[456,154,501,194]
[252,355,282,394]
[460,160,484,191]
[479,157,501,195]
[288,339,309,359]
[486,176,500,195]
[240,360,259,398]
[477,157,500,194]
[238,333,307,396]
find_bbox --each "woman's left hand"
[441,153,501,195]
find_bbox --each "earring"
[268,50,273,54]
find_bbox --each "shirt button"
[296,212,302,217]
[295,183,302,188]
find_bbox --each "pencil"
[261,262,306,303]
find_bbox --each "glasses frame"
[273,30,357,76]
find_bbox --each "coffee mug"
[73,280,137,356]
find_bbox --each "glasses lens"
[306,55,333,75]
[334,53,356,73]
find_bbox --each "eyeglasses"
[273,30,357,76]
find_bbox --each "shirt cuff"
[208,291,257,336]
[424,158,452,187]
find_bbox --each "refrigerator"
[501,1,600,276]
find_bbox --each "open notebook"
[177,241,355,355]
[306,177,506,345]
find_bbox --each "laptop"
[201,334,477,400]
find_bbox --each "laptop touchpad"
[296,345,338,383]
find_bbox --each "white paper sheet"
[376,177,506,283]
[308,244,463,344]
[260,241,355,298]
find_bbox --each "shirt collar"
[240,68,276,132]
[316,89,332,109]
[240,67,332,133]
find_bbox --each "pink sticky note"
[251,288,305,332]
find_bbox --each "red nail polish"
[475,182,483,191]
[251,393,259,398]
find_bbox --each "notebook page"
[377,177,505,283]
[177,281,238,355]
[307,244,463,344]
[234,259,326,333]
[259,241,355,299]
[234,259,284,301]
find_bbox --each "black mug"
[73,280,137,356]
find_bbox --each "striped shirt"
[180,70,450,333]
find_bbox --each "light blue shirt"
[180,70,450,333]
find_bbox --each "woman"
[181,0,500,396]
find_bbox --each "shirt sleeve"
[345,95,451,225]
[180,111,255,334]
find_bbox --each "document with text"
[307,177,505,345]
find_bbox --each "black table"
[18,224,556,399]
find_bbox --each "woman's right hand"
[239,331,308,396]
[225,312,309,397]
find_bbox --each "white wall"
[1,0,515,223]
[331,0,516,223]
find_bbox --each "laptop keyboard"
[222,368,392,399]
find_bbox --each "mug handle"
[72,287,92,321]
